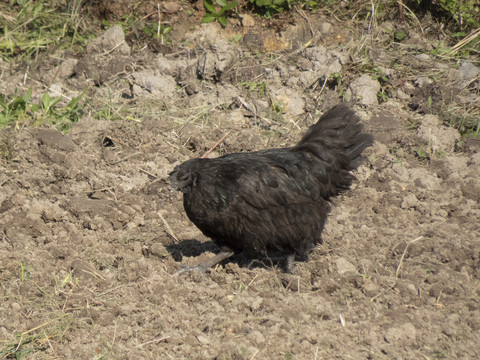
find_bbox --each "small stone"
[349,74,380,106]
[319,22,332,34]
[401,194,418,209]
[250,297,263,312]
[150,243,169,258]
[335,257,357,275]
[241,14,255,28]
[197,335,210,344]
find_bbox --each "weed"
[0,0,93,62]
[202,0,239,27]
[328,72,348,100]
[238,81,268,96]
[0,135,13,161]
[437,0,479,29]
[0,89,84,132]
[377,89,388,103]
[229,34,243,45]
[248,0,292,17]
[371,67,389,84]
[144,23,173,44]
[416,148,429,160]
[0,315,69,359]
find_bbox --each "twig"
[395,236,424,277]
[47,65,62,90]
[112,316,118,347]
[158,212,180,243]
[451,28,480,55]
[139,168,157,179]
[109,152,143,165]
[295,8,314,39]
[397,1,424,34]
[43,330,55,354]
[201,132,230,159]
[136,335,170,347]
[250,348,260,360]
[1,175,15,186]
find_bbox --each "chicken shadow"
[165,239,287,270]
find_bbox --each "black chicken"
[170,104,373,274]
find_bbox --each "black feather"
[170,104,373,273]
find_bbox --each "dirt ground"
[1,2,480,359]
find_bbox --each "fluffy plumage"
[170,104,373,273]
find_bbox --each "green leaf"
[42,93,51,108]
[24,88,32,103]
[204,0,218,15]
[219,1,238,14]
[394,31,406,42]
[256,0,270,6]
[202,14,217,23]
[218,16,227,27]
[216,0,228,7]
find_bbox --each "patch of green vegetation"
[445,109,480,136]
[144,23,173,44]
[248,0,292,17]
[202,0,239,27]
[228,34,243,45]
[436,0,479,29]
[238,81,285,113]
[416,147,430,160]
[0,314,70,360]
[102,15,174,45]
[238,80,268,96]
[0,0,93,62]
[328,72,348,100]
[0,88,84,132]
[248,0,336,18]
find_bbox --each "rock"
[86,25,130,56]
[455,61,479,89]
[161,1,181,13]
[250,297,263,312]
[246,330,266,344]
[150,243,169,258]
[272,87,304,117]
[37,129,76,151]
[416,114,461,153]
[335,257,357,275]
[319,22,333,34]
[196,38,239,81]
[241,14,255,28]
[401,193,418,209]
[131,71,177,98]
[415,76,433,88]
[217,84,240,105]
[349,74,380,106]
[197,335,210,344]
[304,46,328,62]
[58,58,78,78]
[48,83,63,98]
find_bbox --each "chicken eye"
[179,173,190,181]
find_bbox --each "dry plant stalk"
[395,236,424,277]
[201,132,230,159]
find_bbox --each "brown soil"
[1,2,480,359]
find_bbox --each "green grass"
[0,0,94,63]
[0,88,84,132]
